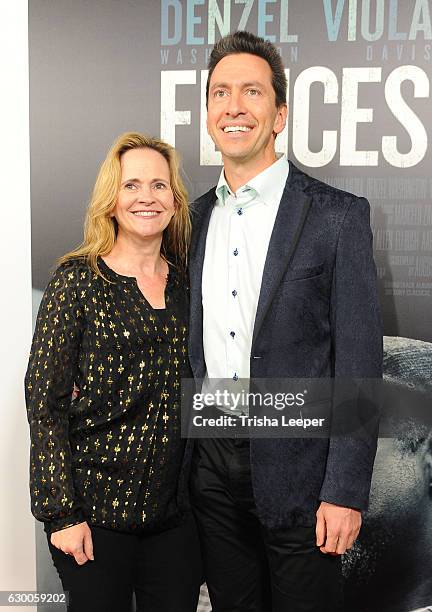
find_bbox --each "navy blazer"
[188,162,383,529]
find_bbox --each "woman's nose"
[137,186,155,204]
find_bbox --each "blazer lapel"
[188,196,215,374]
[252,179,311,347]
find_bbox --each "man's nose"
[225,89,246,116]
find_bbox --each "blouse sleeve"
[25,262,86,532]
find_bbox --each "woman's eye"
[154,182,167,190]
[124,183,137,190]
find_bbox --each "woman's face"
[112,147,175,243]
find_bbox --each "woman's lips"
[130,211,161,217]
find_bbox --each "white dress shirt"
[201,156,289,413]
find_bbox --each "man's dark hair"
[206,31,287,108]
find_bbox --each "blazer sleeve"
[319,197,383,510]
[25,263,86,531]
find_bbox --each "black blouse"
[25,258,191,533]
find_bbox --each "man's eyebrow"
[209,80,265,91]
[241,81,265,89]
[209,81,229,91]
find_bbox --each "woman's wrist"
[46,510,86,533]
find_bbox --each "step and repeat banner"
[29,1,431,611]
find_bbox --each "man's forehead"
[210,53,272,80]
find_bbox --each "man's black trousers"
[191,437,343,612]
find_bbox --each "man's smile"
[222,125,252,133]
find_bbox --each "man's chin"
[219,146,251,161]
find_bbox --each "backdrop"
[29,1,432,611]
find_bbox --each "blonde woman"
[25,133,201,611]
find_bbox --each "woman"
[25,133,201,611]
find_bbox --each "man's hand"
[315,501,361,555]
[50,521,94,565]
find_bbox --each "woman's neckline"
[98,257,170,311]
[99,256,169,281]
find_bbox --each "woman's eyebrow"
[121,177,169,185]
[121,177,141,185]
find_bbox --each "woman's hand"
[50,522,94,565]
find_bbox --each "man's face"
[207,53,287,170]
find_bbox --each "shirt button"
[230,331,235,338]
[233,248,238,256]
[232,290,237,297]
[237,208,243,216]
[233,373,238,381]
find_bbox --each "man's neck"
[223,153,278,193]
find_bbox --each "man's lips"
[221,125,253,133]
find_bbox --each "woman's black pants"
[47,514,202,612]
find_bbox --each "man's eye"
[247,89,259,96]
[214,89,227,98]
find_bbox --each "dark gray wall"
[30,1,432,342]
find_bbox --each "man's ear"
[273,103,288,136]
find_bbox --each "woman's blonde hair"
[59,132,190,274]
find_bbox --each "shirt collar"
[215,155,289,208]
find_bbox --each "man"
[188,31,382,611]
